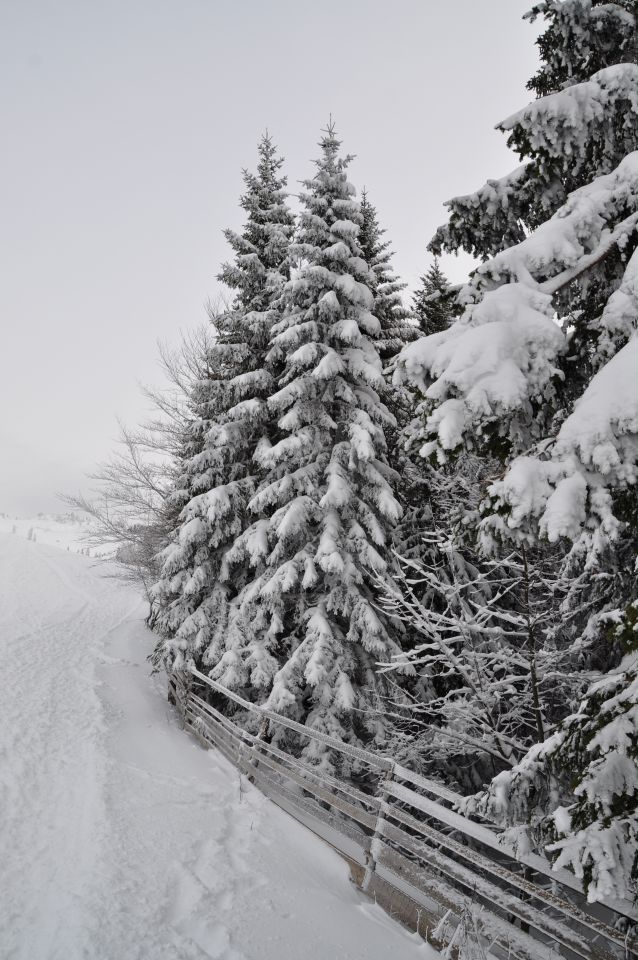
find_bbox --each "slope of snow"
[0,533,436,960]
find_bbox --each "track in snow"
[0,533,436,960]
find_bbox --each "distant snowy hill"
[0,510,105,556]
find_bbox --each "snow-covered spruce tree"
[226,126,410,768]
[357,190,426,568]
[395,255,461,604]
[151,135,294,676]
[430,1,638,261]
[412,257,459,336]
[396,1,638,901]
[358,189,417,364]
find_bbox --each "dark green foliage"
[412,258,459,336]
[526,1,636,98]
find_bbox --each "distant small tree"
[412,257,458,336]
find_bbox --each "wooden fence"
[168,667,638,960]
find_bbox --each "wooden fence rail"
[168,667,638,960]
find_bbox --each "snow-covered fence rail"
[169,668,638,960]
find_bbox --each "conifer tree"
[358,190,417,363]
[396,0,638,902]
[227,126,409,765]
[151,135,294,676]
[357,191,420,563]
[398,0,638,622]
[412,258,458,336]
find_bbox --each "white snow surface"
[499,63,638,145]
[0,533,435,960]
[0,512,96,553]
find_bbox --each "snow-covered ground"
[0,532,436,960]
[0,511,98,554]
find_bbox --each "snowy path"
[0,534,435,960]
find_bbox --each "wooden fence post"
[362,763,394,893]
[174,670,190,729]
[247,717,270,784]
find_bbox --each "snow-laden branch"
[374,534,578,772]
[500,63,638,164]
[396,151,638,461]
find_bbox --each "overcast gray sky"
[1,0,539,514]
